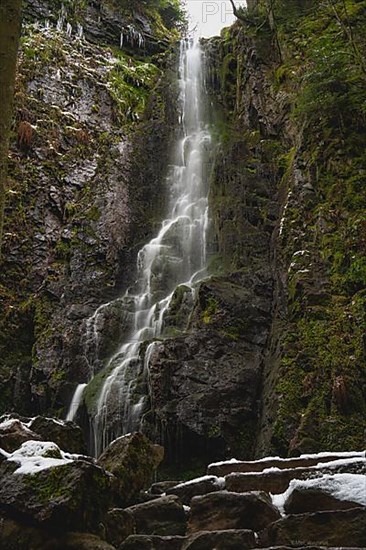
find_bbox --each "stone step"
[187,491,280,534]
[260,507,366,548]
[225,458,366,494]
[208,451,365,476]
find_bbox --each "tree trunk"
[0,0,22,253]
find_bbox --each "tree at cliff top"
[0,0,22,254]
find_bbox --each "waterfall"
[66,383,87,422]
[67,39,213,455]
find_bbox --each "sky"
[184,1,246,37]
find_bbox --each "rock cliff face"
[0,0,180,416]
[202,0,366,459]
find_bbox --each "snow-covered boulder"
[274,473,366,515]
[0,440,113,531]
[0,413,86,454]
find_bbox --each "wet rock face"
[144,270,273,466]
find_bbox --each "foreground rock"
[0,442,113,532]
[120,530,256,550]
[97,433,164,505]
[125,495,186,536]
[284,486,364,514]
[0,417,41,452]
[102,508,135,548]
[225,459,366,495]
[188,491,280,533]
[262,508,366,547]
[28,416,86,454]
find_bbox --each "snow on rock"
[208,458,240,468]
[209,450,365,470]
[7,440,77,475]
[172,475,225,489]
[272,473,366,516]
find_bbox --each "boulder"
[182,529,256,549]
[0,457,113,532]
[120,535,185,549]
[29,416,86,454]
[263,508,366,547]
[284,486,364,514]
[97,433,164,505]
[188,491,280,533]
[103,508,135,547]
[0,414,86,455]
[125,495,186,536]
[0,514,54,550]
[0,418,41,452]
[166,476,225,505]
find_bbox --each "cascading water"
[66,38,213,456]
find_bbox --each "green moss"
[202,296,219,325]
[108,53,161,124]
[83,367,113,415]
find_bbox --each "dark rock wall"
[206,0,366,458]
[0,0,180,416]
[142,28,282,472]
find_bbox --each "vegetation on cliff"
[0,0,22,251]
[218,0,366,455]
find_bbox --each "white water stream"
[66,39,213,456]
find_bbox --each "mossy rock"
[0,459,113,532]
[97,432,164,506]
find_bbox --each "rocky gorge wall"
[0,0,181,417]
[204,0,366,459]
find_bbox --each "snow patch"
[209,458,240,467]
[210,450,365,470]
[7,440,76,475]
